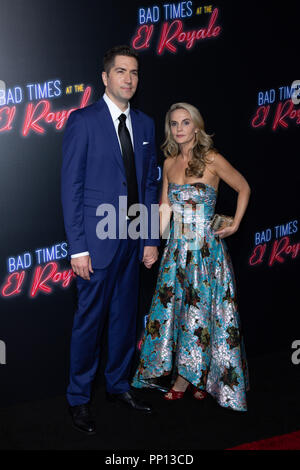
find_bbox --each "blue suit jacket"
[61,97,160,269]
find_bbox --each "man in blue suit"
[61,45,159,435]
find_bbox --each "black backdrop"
[0,0,299,406]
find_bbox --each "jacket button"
[123,182,126,186]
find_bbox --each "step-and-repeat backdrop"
[0,0,299,405]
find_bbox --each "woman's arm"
[159,159,173,239]
[209,152,251,238]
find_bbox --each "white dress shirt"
[71,93,134,259]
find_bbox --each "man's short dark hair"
[103,45,139,74]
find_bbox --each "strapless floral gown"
[132,182,249,411]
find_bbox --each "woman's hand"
[143,246,159,269]
[213,223,239,239]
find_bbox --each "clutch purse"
[210,213,234,231]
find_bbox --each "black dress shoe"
[106,390,152,413]
[69,403,96,435]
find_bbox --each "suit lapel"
[95,98,126,177]
[130,109,143,192]
[95,99,144,192]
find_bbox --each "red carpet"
[228,430,300,450]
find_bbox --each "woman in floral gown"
[132,103,250,412]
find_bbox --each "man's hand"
[71,255,94,280]
[142,246,158,269]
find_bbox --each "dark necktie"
[118,114,139,217]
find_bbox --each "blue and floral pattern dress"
[132,182,249,412]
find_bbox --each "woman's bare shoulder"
[164,156,175,164]
[163,156,175,171]
[204,150,221,176]
[205,149,221,164]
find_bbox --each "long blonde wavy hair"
[161,102,218,178]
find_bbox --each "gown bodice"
[167,182,218,246]
[168,181,217,213]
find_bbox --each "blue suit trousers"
[67,236,139,406]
